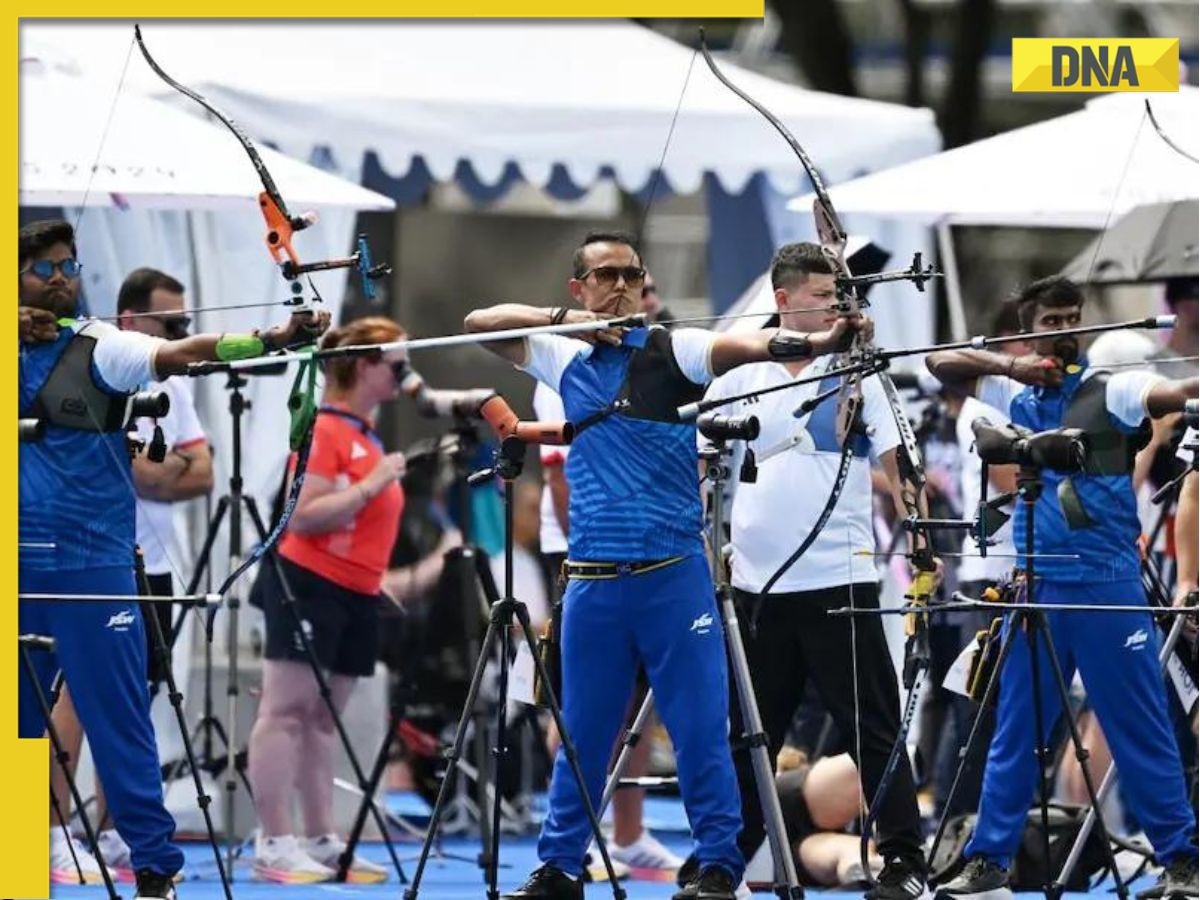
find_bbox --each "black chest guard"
[22,332,132,433]
[1062,373,1151,476]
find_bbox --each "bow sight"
[833,252,942,306]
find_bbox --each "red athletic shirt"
[278,407,403,595]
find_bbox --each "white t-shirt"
[81,320,164,392]
[134,377,207,576]
[533,381,570,555]
[956,395,1015,583]
[709,356,902,594]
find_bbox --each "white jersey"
[134,377,207,576]
[709,356,901,594]
[533,381,569,555]
[955,395,1015,583]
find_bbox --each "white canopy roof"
[19,62,395,213]
[22,21,940,196]
[787,87,1198,228]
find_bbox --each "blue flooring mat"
[45,833,1158,900]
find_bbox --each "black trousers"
[729,582,924,867]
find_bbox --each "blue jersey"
[19,322,160,571]
[523,326,715,562]
[981,361,1158,582]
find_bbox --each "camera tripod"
[925,465,1128,900]
[403,434,626,900]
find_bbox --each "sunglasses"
[161,316,191,340]
[577,265,646,288]
[23,258,83,281]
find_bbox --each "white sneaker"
[97,829,135,882]
[252,834,335,884]
[50,829,103,885]
[585,841,631,882]
[611,830,685,879]
[304,833,389,884]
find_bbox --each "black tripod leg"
[1022,615,1058,900]
[512,602,627,900]
[265,549,409,884]
[1028,612,1129,900]
[185,496,229,597]
[927,616,1021,868]
[44,671,86,883]
[403,614,506,900]
[486,614,515,900]
[338,703,401,881]
[21,645,120,900]
[145,602,233,900]
[469,548,503,870]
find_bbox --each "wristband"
[767,329,813,361]
[215,333,267,361]
[549,307,569,326]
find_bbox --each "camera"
[127,390,170,421]
[971,418,1088,473]
[697,413,760,443]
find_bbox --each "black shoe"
[677,853,700,889]
[933,858,1011,900]
[866,859,927,900]
[134,869,178,900]
[502,865,584,900]
[1149,855,1199,900]
[673,865,737,900]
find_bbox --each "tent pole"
[937,221,968,341]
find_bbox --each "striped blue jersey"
[522,326,714,562]
[19,322,160,571]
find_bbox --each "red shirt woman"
[247,316,410,883]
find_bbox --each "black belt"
[562,557,685,580]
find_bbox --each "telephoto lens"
[697,413,760,443]
[127,390,170,420]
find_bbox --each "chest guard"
[617,328,705,423]
[1062,373,1151,475]
[22,332,132,432]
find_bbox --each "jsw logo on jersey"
[1124,628,1149,651]
[105,609,137,632]
[690,612,714,635]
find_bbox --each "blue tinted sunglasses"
[23,258,83,281]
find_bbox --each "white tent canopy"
[19,65,394,212]
[22,21,940,196]
[786,87,1198,228]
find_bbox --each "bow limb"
[205,355,319,635]
[133,25,312,275]
[1145,99,1198,165]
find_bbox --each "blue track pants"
[537,554,743,880]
